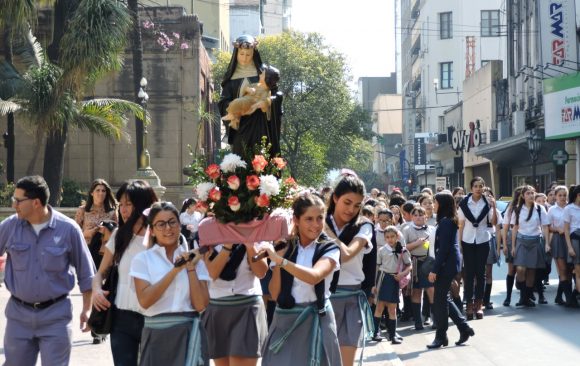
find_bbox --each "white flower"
[196,182,215,201]
[259,175,280,197]
[220,153,247,173]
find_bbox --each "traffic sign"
[551,149,569,166]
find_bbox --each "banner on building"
[538,0,578,69]
[414,138,426,165]
[543,72,580,140]
[400,149,409,182]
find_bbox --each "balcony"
[410,35,421,65]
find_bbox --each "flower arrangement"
[194,153,298,224]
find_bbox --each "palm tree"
[0,0,146,205]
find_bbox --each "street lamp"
[138,77,151,170]
[527,128,542,189]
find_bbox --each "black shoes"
[538,294,548,305]
[92,336,106,345]
[484,301,494,310]
[503,297,511,307]
[456,326,475,345]
[372,333,384,342]
[427,337,449,349]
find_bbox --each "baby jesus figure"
[223,64,280,130]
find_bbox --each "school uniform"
[564,203,580,265]
[486,208,502,265]
[376,245,411,303]
[548,205,569,260]
[503,210,514,263]
[262,236,341,366]
[510,204,549,269]
[201,244,268,360]
[130,244,210,366]
[327,214,374,359]
[402,225,433,289]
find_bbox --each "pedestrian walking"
[563,185,580,307]
[91,180,158,366]
[483,188,502,310]
[260,192,341,366]
[548,186,573,305]
[324,172,374,366]
[427,191,475,349]
[501,187,523,306]
[0,175,95,366]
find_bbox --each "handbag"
[419,255,436,279]
[88,263,118,335]
[396,250,411,289]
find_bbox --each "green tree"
[0,0,145,205]
[212,31,374,187]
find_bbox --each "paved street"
[0,261,578,365]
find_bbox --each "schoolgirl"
[458,177,497,319]
[375,209,394,250]
[201,234,269,364]
[325,173,374,366]
[91,180,157,366]
[419,194,437,226]
[179,198,203,249]
[260,192,341,366]
[563,185,580,307]
[548,186,573,305]
[501,187,522,306]
[131,202,210,366]
[511,185,550,307]
[483,188,502,310]
[402,206,434,330]
[372,226,411,344]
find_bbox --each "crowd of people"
[0,174,579,366]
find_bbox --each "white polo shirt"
[510,204,549,236]
[564,203,580,233]
[207,245,263,299]
[548,204,567,231]
[129,244,209,317]
[291,240,340,303]
[329,216,373,286]
[458,196,495,244]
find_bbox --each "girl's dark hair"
[470,176,485,188]
[292,192,326,219]
[85,179,116,213]
[389,195,406,207]
[114,180,158,263]
[434,192,458,225]
[569,185,580,204]
[377,208,393,219]
[327,174,366,225]
[180,198,197,214]
[418,193,432,205]
[452,187,464,196]
[483,187,495,197]
[147,202,180,247]
[221,39,263,87]
[261,64,280,91]
[401,202,415,214]
[389,205,404,224]
[514,185,535,226]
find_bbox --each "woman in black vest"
[325,173,374,366]
[260,192,341,366]
[427,192,475,348]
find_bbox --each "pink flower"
[173,32,180,40]
[208,187,221,202]
[180,42,189,50]
[255,193,270,208]
[272,157,286,170]
[227,175,240,190]
[284,177,297,186]
[205,164,221,180]
[246,175,260,190]
[142,20,154,29]
[228,196,241,212]
[195,201,208,213]
[252,155,268,173]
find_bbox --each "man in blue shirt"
[0,175,95,366]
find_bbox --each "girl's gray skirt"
[513,234,546,269]
[329,285,374,349]
[140,311,208,366]
[551,233,569,260]
[486,235,499,265]
[571,230,580,265]
[261,302,341,366]
[201,295,267,359]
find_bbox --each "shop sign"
[450,121,481,153]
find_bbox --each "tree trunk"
[43,0,77,205]
[128,0,144,169]
[26,128,44,175]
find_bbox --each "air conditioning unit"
[498,120,510,140]
[513,111,526,135]
[489,129,498,143]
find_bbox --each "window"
[481,60,490,67]
[440,12,452,39]
[481,10,500,37]
[440,62,453,89]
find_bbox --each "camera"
[99,220,117,233]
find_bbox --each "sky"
[291,0,396,85]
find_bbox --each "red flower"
[205,164,221,180]
[195,201,209,213]
[272,157,286,170]
[208,187,221,202]
[228,196,241,212]
[284,177,297,186]
[255,193,270,208]
[252,155,268,173]
[246,175,260,190]
[227,175,240,190]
